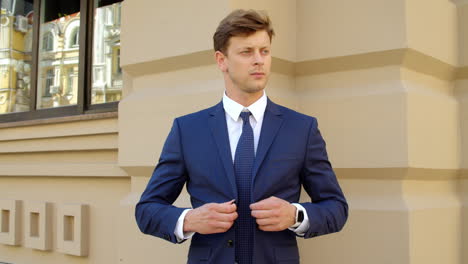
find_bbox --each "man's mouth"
[250,72,265,76]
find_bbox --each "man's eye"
[262,50,270,55]
[241,50,251,54]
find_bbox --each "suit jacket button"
[227,239,234,247]
[164,234,170,240]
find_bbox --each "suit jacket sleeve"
[299,117,348,238]
[135,118,190,244]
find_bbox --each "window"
[0,0,123,122]
[42,31,53,51]
[44,68,54,97]
[68,26,79,48]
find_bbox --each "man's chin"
[245,83,267,93]
[245,87,265,94]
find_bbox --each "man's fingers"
[251,209,274,219]
[210,219,233,230]
[188,201,238,234]
[222,199,236,205]
[213,211,238,222]
[229,211,238,221]
[250,200,270,210]
[216,217,236,231]
[250,196,279,210]
[256,217,279,226]
[212,200,237,213]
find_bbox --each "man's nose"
[253,50,264,65]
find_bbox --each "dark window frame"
[0,0,120,123]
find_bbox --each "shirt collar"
[222,91,267,122]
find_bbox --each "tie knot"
[239,111,251,124]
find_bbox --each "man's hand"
[184,200,238,234]
[250,196,296,232]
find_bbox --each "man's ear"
[215,51,228,72]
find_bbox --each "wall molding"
[121,166,464,180]
[335,167,462,180]
[295,49,406,77]
[0,162,128,177]
[456,66,468,80]
[450,0,468,6]
[462,169,468,179]
[0,112,118,129]
[122,50,214,78]
[122,48,464,82]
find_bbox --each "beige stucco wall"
[120,0,229,66]
[461,178,468,264]
[296,0,407,61]
[0,177,129,264]
[457,79,468,170]
[0,117,129,263]
[299,178,411,263]
[1,0,466,263]
[458,2,468,67]
[296,66,408,168]
[406,0,458,66]
[455,2,468,262]
[456,73,468,264]
[403,68,460,169]
[456,2,468,171]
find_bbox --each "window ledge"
[0,111,118,129]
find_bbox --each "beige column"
[455,1,468,263]
[295,0,462,264]
[119,1,228,263]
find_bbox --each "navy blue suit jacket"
[135,99,348,263]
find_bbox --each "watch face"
[298,210,304,222]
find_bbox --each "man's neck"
[225,90,264,107]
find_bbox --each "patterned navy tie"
[234,111,255,264]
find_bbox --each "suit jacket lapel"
[252,99,283,183]
[208,102,238,199]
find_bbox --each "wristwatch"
[291,207,304,228]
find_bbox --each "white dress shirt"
[174,92,310,241]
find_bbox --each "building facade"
[0,0,467,263]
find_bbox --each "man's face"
[219,30,272,96]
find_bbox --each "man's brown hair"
[213,9,275,55]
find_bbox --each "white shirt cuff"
[288,203,310,236]
[174,209,195,242]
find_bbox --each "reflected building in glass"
[0,1,122,114]
[36,1,122,109]
[91,2,122,105]
[0,1,34,114]
[36,10,81,109]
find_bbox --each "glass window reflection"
[36,0,80,109]
[91,0,122,105]
[0,0,34,114]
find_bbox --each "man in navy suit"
[135,9,348,264]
